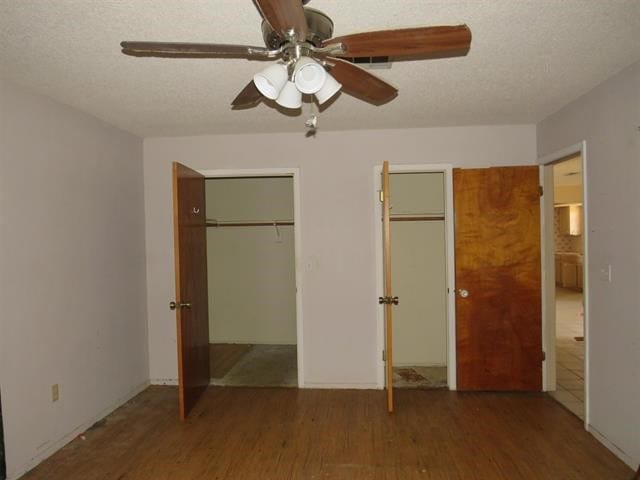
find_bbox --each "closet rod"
[206,220,294,228]
[387,215,445,222]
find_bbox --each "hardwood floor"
[22,386,633,480]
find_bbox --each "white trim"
[303,382,379,390]
[538,142,584,165]
[150,378,179,385]
[539,164,556,392]
[537,141,590,429]
[198,168,305,388]
[206,339,297,345]
[588,425,636,469]
[444,166,457,390]
[6,381,150,480]
[373,164,457,391]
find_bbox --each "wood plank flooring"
[22,386,633,480]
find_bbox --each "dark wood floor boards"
[21,386,633,480]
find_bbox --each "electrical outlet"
[599,264,612,283]
[51,384,59,402]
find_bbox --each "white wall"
[537,61,640,468]
[0,80,148,479]
[206,177,296,345]
[144,125,536,387]
[390,173,447,366]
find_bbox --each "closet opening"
[376,167,455,392]
[204,173,301,388]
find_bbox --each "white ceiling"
[1,1,639,137]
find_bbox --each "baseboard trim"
[151,379,379,391]
[302,382,380,390]
[393,363,447,368]
[588,424,637,469]
[210,341,297,346]
[150,378,178,386]
[7,380,149,480]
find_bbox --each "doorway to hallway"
[544,152,586,420]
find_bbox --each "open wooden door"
[172,162,210,419]
[380,161,398,412]
[454,166,542,391]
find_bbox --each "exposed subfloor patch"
[393,366,447,389]
[209,343,253,379]
[210,344,297,387]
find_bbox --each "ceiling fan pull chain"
[305,99,318,132]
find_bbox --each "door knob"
[169,301,192,310]
[458,289,469,298]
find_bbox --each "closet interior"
[205,176,298,387]
[389,172,448,389]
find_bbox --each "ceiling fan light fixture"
[253,63,288,100]
[294,57,327,94]
[314,71,342,105]
[276,81,302,109]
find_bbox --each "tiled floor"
[550,287,585,419]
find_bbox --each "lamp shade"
[314,72,342,104]
[276,81,302,109]
[253,63,288,100]
[294,57,327,94]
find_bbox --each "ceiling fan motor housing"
[261,8,334,49]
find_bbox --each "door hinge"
[379,190,384,203]
[542,351,546,361]
[539,185,544,197]
[378,296,399,305]
[382,350,387,362]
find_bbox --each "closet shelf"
[206,219,294,228]
[385,214,445,222]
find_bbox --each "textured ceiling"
[1,0,639,137]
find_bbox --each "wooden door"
[380,161,397,412]
[454,166,542,391]
[172,162,210,419]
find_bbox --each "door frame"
[198,167,305,388]
[373,164,457,390]
[538,141,590,429]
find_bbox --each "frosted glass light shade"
[276,81,302,109]
[294,57,327,94]
[253,63,288,100]
[315,72,342,104]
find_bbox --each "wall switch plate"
[51,384,59,402]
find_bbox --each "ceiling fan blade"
[231,81,263,109]
[323,25,471,58]
[121,41,271,58]
[325,57,397,105]
[254,0,308,41]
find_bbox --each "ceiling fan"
[121,0,471,111]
